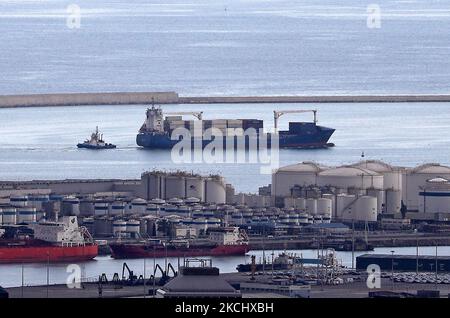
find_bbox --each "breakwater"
[2,92,450,108]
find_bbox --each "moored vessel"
[0,216,98,263]
[109,227,249,259]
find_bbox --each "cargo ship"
[0,216,98,263]
[136,106,335,149]
[77,126,116,149]
[110,227,249,259]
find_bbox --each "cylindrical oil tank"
[354,196,378,222]
[16,207,36,224]
[367,188,385,214]
[185,177,205,201]
[385,189,401,214]
[298,213,309,225]
[28,194,49,210]
[61,196,80,216]
[110,201,126,216]
[177,205,191,217]
[206,217,221,228]
[318,167,383,190]
[192,217,207,233]
[205,178,226,204]
[131,198,147,215]
[305,198,317,215]
[337,194,356,220]
[231,212,243,225]
[146,204,158,215]
[313,215,322,224]
[36,210,45,222]
[82,217,94,234]
[272,162,324,197]
[112,220,127,237]
[142,172,166,199]
[418,190,450,213]
[126,220,140,235]
[79,199,95,216]
[94,217,113,237]
[317,198,332,216]
[10,195,28,207]
[94,200,109,217]
[185,197,201,205]
[2,207,16,225]
[165,176,186,199]
[295,198,306,210]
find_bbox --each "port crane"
[273,109,317,132]
[165,111,203,120]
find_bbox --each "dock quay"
[2,92,450,108]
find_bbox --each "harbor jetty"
[2,92,450,108]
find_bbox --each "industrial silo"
[165,175,186,199]
[112,219,127,237]
[16,207,36,224]
[110,201,126,217]
[2,207,16,225]
[272,162,326,198]
[185,177,205,201]
[9,195,28,208]
[94,199,109,217]
[418,178,450,214]
[317,198,332,220]
[131,198,147,215]
[305,198,317,215]
[318,166,383,191]
[385,189,402,214]
[404,163,450,212]
[141,172,166,200]
[354,196,378,222]
[367,188,385,214]
[337,194,356,221]
[205,177,226,204]
[61,196,80,216]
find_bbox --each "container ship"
[0,216,98,263]
[109,227,249,259]
[136,106,335,149]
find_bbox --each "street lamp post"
[391,250,395,291]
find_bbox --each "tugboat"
[77,126,116,149]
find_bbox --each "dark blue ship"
[136,107,335,149]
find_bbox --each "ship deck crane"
[165,111,203,120]
[273,109,317,132]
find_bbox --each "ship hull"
[136,127,335,149]
[0,242,98,264]
[110,243,249,259]
[77,143,116,149]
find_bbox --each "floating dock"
[356,254,450,272]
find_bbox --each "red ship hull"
[110,243,249,259]
[0,240,98,264]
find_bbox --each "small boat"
[77,126,116,149]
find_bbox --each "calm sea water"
[1,0,450,96]
[0,246,447,288]
[1,102,450,192]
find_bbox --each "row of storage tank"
[272,160,450,214]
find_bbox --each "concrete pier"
[2,92,450,108]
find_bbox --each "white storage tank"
[231,212,243,225]
[126,220,141,235]
[112,220,127,237]
[317,198,332,216]
[10,195,28,207]
[131,198,147,215]
[185,197,201,205]
[17,207,37,224]
[2,207,16,225]
[351,160,402,191]
[165,176,186,199]
[367,188,385,214]
[385,189,401,214]
[146,203,158,215]
[206,217,221,228]
[354,196,378,222]
[305,198,317,215]
[185,177,205,201]
[110,201,126,216]
[94,200,109,216]
[337,194,356,220]
[272,162,325,197]
[61,196,80,216]
[205,177,226,204]
[318,166,383,190]
[79,199,95,216]
[28,194,49,210]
